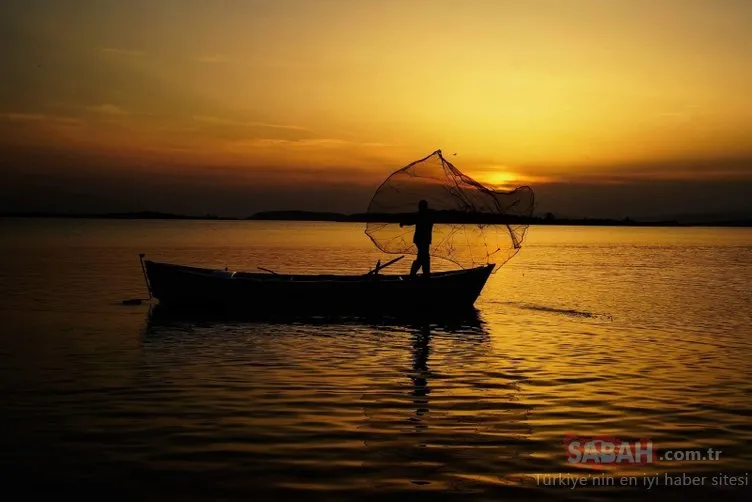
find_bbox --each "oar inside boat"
[367,255,404,275]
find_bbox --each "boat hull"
[144,260,494,314]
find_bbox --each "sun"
[471,166,553,189]
[475,170,522,189]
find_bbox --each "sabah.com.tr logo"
[564,434,724,465]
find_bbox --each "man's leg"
[416,246,429,277]
[410,258,421,277]
[411,243,426,277]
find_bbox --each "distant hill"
[0,211,237,220]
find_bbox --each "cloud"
[192,115,307,131]
[230,137,395,151]
[86,104,130,116]
[0,112,82,126]
[551,157,752,184]
[2,113,48,122]
[245,138,347,148]
[99,47,146,57]
[3,145,751,219]
[218,136,401,172]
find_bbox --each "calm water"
[0,219,750,500]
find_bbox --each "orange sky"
[1,0,751,216]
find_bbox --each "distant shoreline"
[2,210,750,227]
[0,211,240,221]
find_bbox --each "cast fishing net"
[365,150,535,270]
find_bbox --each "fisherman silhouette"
[400,200,433,278]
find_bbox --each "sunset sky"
[1,0,751,218]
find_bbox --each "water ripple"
[1,223,751,499]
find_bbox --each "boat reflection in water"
[140,304,533,496]
[144,302,486,334]
[411,326,431,421]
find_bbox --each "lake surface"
[0,219,750,500]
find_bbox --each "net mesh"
[365,150,535,270]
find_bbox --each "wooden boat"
[141,257,494,314]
